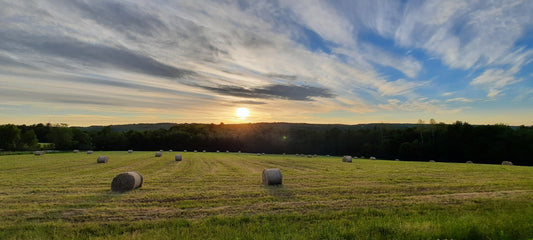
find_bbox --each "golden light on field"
[236,108,250,119]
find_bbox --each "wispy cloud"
[376,79,428,96]
[445,97,476,103]
[471,68,523,98]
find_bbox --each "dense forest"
[1,121,532,166]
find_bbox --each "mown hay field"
[0,152,532,239]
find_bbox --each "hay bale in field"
[216,150,220,152]
[307,154,312,158]
[111,171,143,192]
[169,149,173,152]
[466,161,473,164]
[342,155,352,163]
[257,153,262,156]
[502,161,513,166]
[175,154,182,161]
[238,150,241,153]
[87,150,93,154]
[370,156,376,160]
[155,151,162,157]
[262,168,282,185]
[184,150,187,152]
[226,150,229,152]
[128,150,133,153]
[160,149,164,152]
[194,150,197,152]
[73,150,79,153]
[97,156,109,163]
[429,160,435,162]
[395,159,400,161]
[34,151,43,156]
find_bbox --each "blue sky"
[1,0,532,126]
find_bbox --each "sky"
[1,0,533,126]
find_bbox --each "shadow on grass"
[263,185,294,200]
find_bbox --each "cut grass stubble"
[0,152,532,239]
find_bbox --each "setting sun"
[236,108,250,119]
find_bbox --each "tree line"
[1,121,532,166]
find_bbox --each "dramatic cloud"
[0,0,532,125]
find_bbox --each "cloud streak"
[0,31,195,79]
[201,84,335,101]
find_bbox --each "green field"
[0,152,532,239]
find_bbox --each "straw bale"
[111,171,143,192]
[97,156,109,163]
[342,155,352,162]
[262,168,282,185]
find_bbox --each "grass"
[0,151,532,239]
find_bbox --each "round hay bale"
[502,161,513,166]
[370,156,376,160]
[262,168,282,185]
[87,150,93,154]
[128,150,133,153]
[184,150,187,152]
[238,150,241,153]
[155,151,162,157]
[429,160,435,162]
[169,149,173,152]
[160,149,164,152]
[73,150,79,153]
[395,159,400,161]
[257,153,262,156]
[97,156,109,163]
[175,154,182,161]
[202,150,206,152]
[34,151,43,156]
[466,160,473,164]
[226,150,229,152]
[111,171,143,192]
[216,150,220,152]
[307,155,312,158]
[194,150,197,152]
[342,155,352,162]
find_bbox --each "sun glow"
[236,108,250,119]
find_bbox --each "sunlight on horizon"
[236,108,250,119]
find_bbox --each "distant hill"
[79,123,179,132]
[77,122,421,132]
